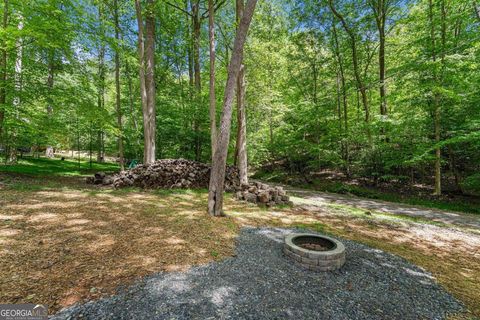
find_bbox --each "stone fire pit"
[283,234,346,271]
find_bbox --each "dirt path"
[281,186,480,230]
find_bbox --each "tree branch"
[201,0,227,19]
[166,1,192,17]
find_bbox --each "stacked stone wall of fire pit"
[283,234,346,271]
[234,181,292,207]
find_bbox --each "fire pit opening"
[292,235,336,251]
[283,234,346,271]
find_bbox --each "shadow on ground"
[52,228,463,320]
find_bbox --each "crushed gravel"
[52,227,463,320]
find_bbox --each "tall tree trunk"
[208,0,217,159]
[0,0,8,144]
[192,0,201,161]
[114,0,124,170]
[45,50,55,158]
[332,17,349,175]
[429,0,442,195]
[369,0,388,141]
[97,5,105,163]
[9,17,23,163]
[208,0,257,217]
[135,0,155,165]
[235,0,248,185]
[329,1,370,128]
[125,59,141,157]
[144,0,156,164]
[372,0,388,117]
[186,0,194,96]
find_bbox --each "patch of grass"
[293,222,327,234]
[327,203,448,227]
[152,188,208,196]
[0,156,118,177]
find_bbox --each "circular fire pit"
[283,234,346,271]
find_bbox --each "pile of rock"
[87,160,292,207]
[86,172,113,185]
[235,181,292,207]
[87,159,240,191]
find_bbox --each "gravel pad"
[52,227,463,320]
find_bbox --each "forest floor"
[0,158,479,318]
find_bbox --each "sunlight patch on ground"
[0,185,237,313]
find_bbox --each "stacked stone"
[283,234,346,272]
[235,181,292,207]
[87,159,240,191]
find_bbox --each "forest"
[1,0,479,198]
[1,0,480,318]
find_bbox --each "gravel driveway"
[52,228,463,320]
[284,187,480,229]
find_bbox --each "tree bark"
[9,17,23,163]
[114,0,124,170]
[331,20,349,175]
[208,0,257,217]
[136,0,156,165]
[186,0,194,96]
[429,0,442,195]
[144,0,156,164]
[0,0,8,144]
[192,1,202,161]
[235,0,248,185]
[45,50,55,158]
[97,4,105,163]
[371,0,388,117]
[328,0,370,126]
[208,0,217,159]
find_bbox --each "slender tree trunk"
[332,18,349,175]
[135,0,155,165]
[125,60,141,157]
[208,0,257,217]
[235,0,248,185]
[429,0,442,195]
[0,0,8,144]
[114,0,124,170]
[329,1,370,127]
[372,0,388,117]
[186,0,194,97]
[208,0,217,158]
[144,0,156,164]
[9,17,23,163]
[45,50,55,158]
[97,5,105,163]
[192,1,201,161]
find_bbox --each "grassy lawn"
[1,158,479,318]
[0,156,119,177]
